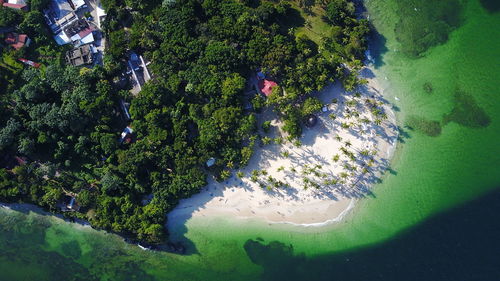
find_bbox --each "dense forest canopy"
[0,0,369,244]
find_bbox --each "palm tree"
[220,170,231,180]
[281,150,290,158]
[251,175,258,182]
[345,140,352,147]
[236,171,244,178]
[262,136,272,145]
[293,139,302,147]
[332,154,340,162]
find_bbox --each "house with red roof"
[258,79,278,97]
[4,32,30,50]
[256,71,278,97]
[0,0,28,10]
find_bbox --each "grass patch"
[0,52,24,95]
[288,2,334,57]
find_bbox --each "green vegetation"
[0,0,369,244]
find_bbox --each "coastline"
[168,66,398,228]
[0,202,93,229]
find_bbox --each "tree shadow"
[368,27,389,69]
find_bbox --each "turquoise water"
[0,0,499,280]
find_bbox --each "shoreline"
[0,66,398,233]
[0,202,93,229]
[168,66,399,229]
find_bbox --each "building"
[120,126,134,144]
[4,32,30,50]
[255,70,278,97]
[0,0,27,10]
[44,0,94,45]
[71,0,86,11]
[19,58,42,68]
[59,195,80,212]
[65,43,95,66]
[64,18,94,44]
[257,79,278,97]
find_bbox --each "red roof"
[258,79,278,97]
[2,2,27,9]
[19,58,41,68]
[5,33,29,50]
[78,28,93,39]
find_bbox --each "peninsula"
[0,0,394,245]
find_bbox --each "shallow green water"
[1,0,499,280]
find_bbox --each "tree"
[17,138,35,155]
[101,171,124,195]
[0,6,21,27]
[139,223,165,244]
[252,95,266,113]
[108,30,128,60]
[325,0,355,26]
[77,189,95,209]
[221,73,245,104]
[261,121,271,133]
[301,97,323,116]
[40,187,63,210]
[0,119,20,150]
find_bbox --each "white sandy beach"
[168,67,398,227]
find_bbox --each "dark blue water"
[244,187,500,281]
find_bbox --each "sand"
[168,67,398,227]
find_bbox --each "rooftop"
[50,0,74,19]
[258,79,278,97]
[1,0,27,10]
[4,33,30,50]
[65,44,94,66]
[63,18,90,38]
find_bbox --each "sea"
[0,0,499,280]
